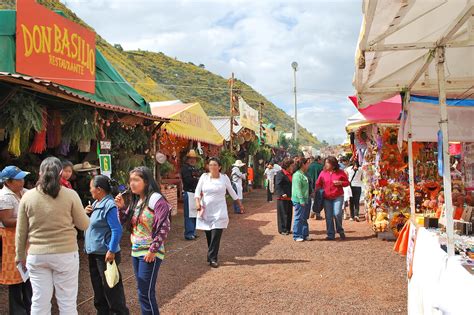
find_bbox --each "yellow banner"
[266,129,279,147]
[160,103,224,145]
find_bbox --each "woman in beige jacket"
[15,157,89,315]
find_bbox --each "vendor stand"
[353,0,474,313]
[150,101,224,211]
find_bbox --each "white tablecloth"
[408,227,474,315]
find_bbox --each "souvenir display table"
[408,226,474,315]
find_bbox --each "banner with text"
[16,0,96,93]
[238,97,259,134]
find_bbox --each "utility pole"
[291,61,298,141]
[229,72,235,152]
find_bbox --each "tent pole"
[436,47,455,257]
[406,92,416,218]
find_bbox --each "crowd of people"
[272,155,364,241]
[0,150,362,314]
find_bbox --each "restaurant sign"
[16,0,96,93]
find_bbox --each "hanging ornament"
[8,128,21,157]
[30,109,48,154]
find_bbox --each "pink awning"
[348,95,401,123]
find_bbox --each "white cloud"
[62,0,362,143]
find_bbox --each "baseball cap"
[0,166,30,181]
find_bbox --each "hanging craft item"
[57,138,71,156]
[78,139,91,153]
[8,128,21,157]
[47,110,62,148]
[62,107,98,147]
[30,109,48,154]
[0,93,43,157]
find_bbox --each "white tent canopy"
[354,0,474,108]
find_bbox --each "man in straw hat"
[180,149,203,240]
[231,160,246,214]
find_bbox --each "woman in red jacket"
[315,156,350,240]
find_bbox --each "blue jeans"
[233,200,242,213]
[183,191,196,239]
[132,256,162,315]
[323,196,345,239]
[292,201,310,240]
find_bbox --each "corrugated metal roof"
[0,72,170,122]
[210,116,243,141]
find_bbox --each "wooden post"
[229,73,234,153]
[436,46,455,257]
[259,102,264,140]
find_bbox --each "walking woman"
[15,157,90,314]
[85,175,129,314]
[115,166,172,315]
[231,160,246,214]
[274,158,294,235]
[291,157,312,242]
[264,163,276,202]
[316,156,350,240]
[0,166,32,314]
[347,160,363,222]
[195,157,244,268]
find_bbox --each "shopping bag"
[104,260,120,288]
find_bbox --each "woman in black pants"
[274,158,294,235]
[347,160,363,221]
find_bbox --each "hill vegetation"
[1,0,320,146]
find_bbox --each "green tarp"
[0,10,150,114]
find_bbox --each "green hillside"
[1,0,320,146]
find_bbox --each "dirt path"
[0,189,407,314]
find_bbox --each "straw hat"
[73,161,100,172]
[233,160,245,167]
[186,149,199,158]
[155,152,167,164]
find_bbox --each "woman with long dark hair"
[194,157,243,268]
[347,160,363,221]
[291,157,312,242]
[115,166,172,315]
[15,157,89,314]
[85,175,129,314]
[316,156,350,240]
[274,158,294,235]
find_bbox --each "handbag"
[104,260,120,288]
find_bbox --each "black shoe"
[185,236,196,241]
[325,236,335,241]
[340,233,346,240]
[210,261,219,268]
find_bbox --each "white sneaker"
[349,218,354,221]
[304,236,312,241]
[294,238,304,242]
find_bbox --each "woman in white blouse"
[195,157,244,268]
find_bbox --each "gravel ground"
[0,189,407,314]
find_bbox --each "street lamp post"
[291,61,298,141]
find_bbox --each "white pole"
[293,68,298,141]
[406,93,416,218]
[436,47,455,257]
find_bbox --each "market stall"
[353,1,474,312]
[150,101,224,209]
[0,4,169,194]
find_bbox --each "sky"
[61,0,362,145]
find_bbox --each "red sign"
[16,0,96,93]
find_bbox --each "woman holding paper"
[85,175,129,314]
[195,157,244,268]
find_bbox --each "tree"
[114,44,124,52]
[199,64,206,69]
